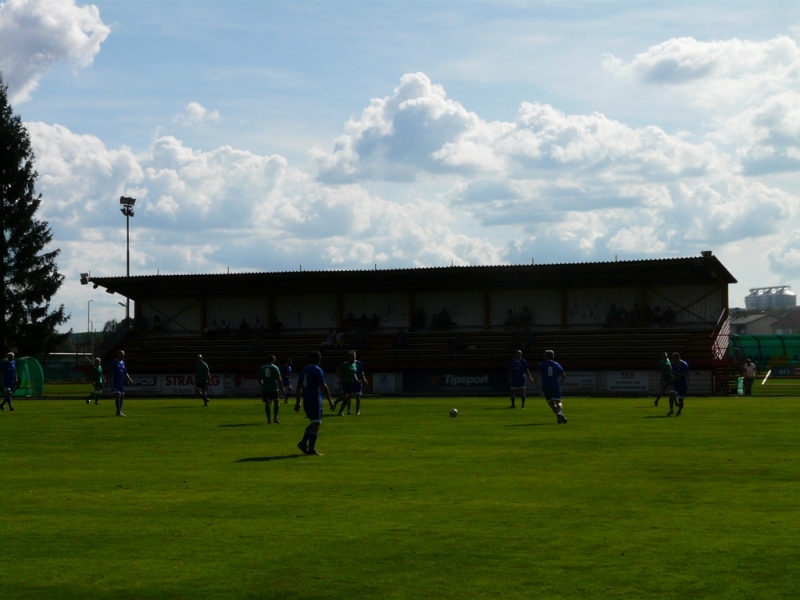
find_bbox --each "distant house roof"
[82,255,737,300]
[770,310,800,329]
[730,314,777,325]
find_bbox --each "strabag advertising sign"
[163,374,224,395]
[124,374,224,395]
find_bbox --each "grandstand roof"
[84,254,736,298]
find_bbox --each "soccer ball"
[450,408,458,417]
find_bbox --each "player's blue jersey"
[354,360,364,381]
[509,358,528,386]
[2,359,17,388]
[109,359,127,387]
[537,360,565,391]
[299,364,325,405]
[281,363,292,386]
[671,360,690,394]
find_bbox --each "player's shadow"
[506,422,555,427]
[218,423,260,428]
[644,415,673,419]
[236,454,304,462]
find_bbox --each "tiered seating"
[120,326,719,375]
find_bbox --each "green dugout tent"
[730,335,800,369]
[13,356,44,398]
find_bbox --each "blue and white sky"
[3,0,800,331]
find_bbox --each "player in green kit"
[654,352,673,407]
[88,358,104,404]
[258,354,285,423]
[195,354,211,407]
[333,350,358,416]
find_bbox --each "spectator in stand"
[618,307,628,328]
[320,329,336,351]
[412,307,426,331]
[238,318,251,339]
[630,304,642,327]
[437,307,452,331]
[504,309,516,330]
[369,313,380,331]
[153,315,164,333]
[220,319,231,337]
[269,316,283,337]
[663,306,675,326]
[519,305,533,327]
[606,305,620,328]
[652,307,663,327]
[253,317,266,338]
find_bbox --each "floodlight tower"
[119,196,136,321]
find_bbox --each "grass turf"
[1,396,799,599]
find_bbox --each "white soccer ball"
[450,408,458,417]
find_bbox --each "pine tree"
[1,74,70,356]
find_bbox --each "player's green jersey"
[92,365,103,385]
[195,361,210,385]
[659,358,673,379]
[338,360,357,384]
[259,363,282,392]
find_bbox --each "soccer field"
[1,396,798,599]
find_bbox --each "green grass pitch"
[1,395,799,599]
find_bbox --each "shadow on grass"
[158,406,196,409]
[236,454,304,462]
[506,422,556,427]
[644,415,673,419]
[219,423,260,428]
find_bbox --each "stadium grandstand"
[79,252,741,396]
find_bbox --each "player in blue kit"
[508,350,533,409]
[109,350,134,417]
[533,349,568,424]
[294,351,334,456]
[667,352,690,417]
[280,358,293,404]
[1,352,20,411]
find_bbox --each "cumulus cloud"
[309,71,800,268]
[172,101,222,126]
[603,32,800,177]
[311,73,482,182]
[28,120,503,316]
[768,230,800,277]
[602,34,800,110]
[0,0,110,103]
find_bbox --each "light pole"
[119,196,136,321]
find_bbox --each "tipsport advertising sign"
[404,371,507,394]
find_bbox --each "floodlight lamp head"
[119,196,136,207]
[80,272,90,285]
